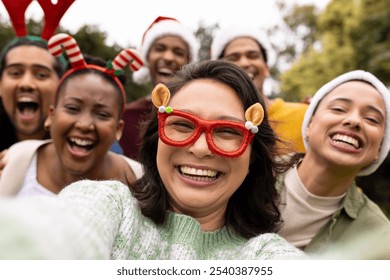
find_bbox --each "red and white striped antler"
[112,49,144,72]
[48,33,86,69]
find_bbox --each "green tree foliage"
[265,1,322,99]
[273,1,319,66]
[278,0,359,101]
[351,0,390,83]
[279,0,389,101]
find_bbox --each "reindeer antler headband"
[151,83,264,134]
[1,0,74,40]
[151,83,264,158]
[48,33,144,111]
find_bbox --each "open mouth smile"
[17,97,39,118]
[331,133,361,149]
[68,137,95,153]
[157,67,174,77]
[177,165,221,182]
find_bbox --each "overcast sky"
[0,0,330,48]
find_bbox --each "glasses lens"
[164,115,196,142]
[162,113,247,154]
[212,125,245,152]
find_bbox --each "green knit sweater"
[0,180,304,259]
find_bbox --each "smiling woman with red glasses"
[0,60,304,260]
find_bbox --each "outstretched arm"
[0,180,134,259]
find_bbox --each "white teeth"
[18,97,35,102]
[158,68,174,75]
[332,134,359,148]
[247,73,255,79]
[70,137,93,146]
[180,166,217,178]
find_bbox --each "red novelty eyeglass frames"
[158,109,255,158]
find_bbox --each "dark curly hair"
[132,60,292,239]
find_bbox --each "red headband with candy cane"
[48,33,144,112]
[1,0,74,40]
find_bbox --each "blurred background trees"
[274,0,389,102]
[1,0,389,215]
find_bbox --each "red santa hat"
[132,16,199,85]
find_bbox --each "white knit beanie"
[210,25,272,63]
[132,16,199,85]
[302,70,390,176]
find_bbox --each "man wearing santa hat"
[120,16,199,159]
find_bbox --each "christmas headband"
[48,33,144,111]
[1,0,74,40]
[151,83,264,157]
[151,83,264,133]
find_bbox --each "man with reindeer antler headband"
[0,33,145,197]
[0,0,74,162]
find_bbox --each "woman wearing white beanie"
[276,70,390,255]
[120,16,200,159]
[211,25,308,154]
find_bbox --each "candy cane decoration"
[48,33,86,69]
[112,49,144,72]
[47,33,145,112]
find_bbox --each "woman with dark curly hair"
[0,60,303,260]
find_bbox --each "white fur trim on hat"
[302,70,390,176]
[133,18,200,85]
[132,66,151,84]
[210,25,273,64]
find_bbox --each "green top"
[276,172,390,255]
[0,180,303,259]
